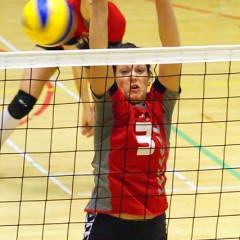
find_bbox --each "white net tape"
[1,45,240,69]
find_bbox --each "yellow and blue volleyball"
[21,0,76,47]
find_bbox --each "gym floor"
[0,0,239,239]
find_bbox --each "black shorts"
[36,37,121,51]
[83,212,167,240]
[36,36,79,50]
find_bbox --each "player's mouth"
[131,85,139,91]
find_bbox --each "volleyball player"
[82,0,181,239]
[0,0,126,148]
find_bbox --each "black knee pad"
[8,90,37,119]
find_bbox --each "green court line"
[171,125,240,179]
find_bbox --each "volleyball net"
[0,45,239,240]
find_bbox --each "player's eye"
[136,68,145,74]
[121,69,130,75]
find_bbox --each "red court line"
[218,12,240,20]
[32,82,54,117]
[19,82,54,126]
[172,3,211,14]
[146,0,240,20]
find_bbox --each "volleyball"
[21,0,77,47]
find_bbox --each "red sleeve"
[107,2,126,43]
[67,0,126,42]
[67,0,89,39]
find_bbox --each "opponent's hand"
[81,106,94,137]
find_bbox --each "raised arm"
[156,0,181,92]
[90,0,114,97]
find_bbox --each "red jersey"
[68,0,126,42]
[85,80,179,216]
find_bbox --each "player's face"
[116,65,150,104]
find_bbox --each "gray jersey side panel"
[85,92,115,212]
[162,89,179,148]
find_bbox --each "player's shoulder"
[67,0,79,4]
[107,1,125,25]
[67,0,80,10]
[108,1,122,14]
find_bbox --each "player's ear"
[148,77,151,86]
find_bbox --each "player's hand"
[81,106,94,137]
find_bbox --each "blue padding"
[37,0,48,27]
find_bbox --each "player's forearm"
[90,0,108,50]
[155,0,180,47]
[79,78,91,110]
[90,0,113,97]
[156,0,181,92]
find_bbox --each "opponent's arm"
[156,0,181,92]
[72,65,93,137]
[64,44,93,137]
[90,0,114,97]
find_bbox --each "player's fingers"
[81,126,93,137]
[86,127,94,137]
